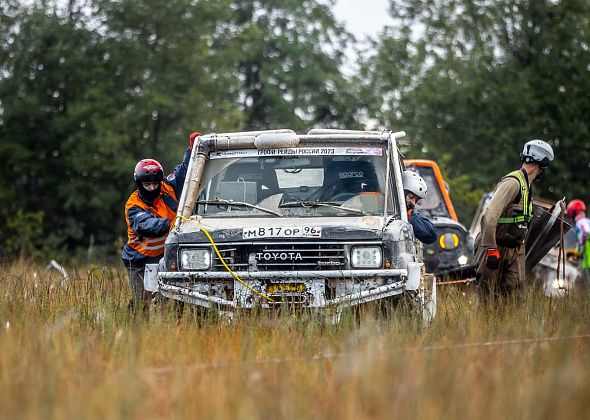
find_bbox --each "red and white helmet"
[566,199,586,219]
[134,159,164,184]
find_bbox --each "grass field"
[1,261,589,419]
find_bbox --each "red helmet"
[134,159,164,201]
[134,159,163,183]
[566,199,586,219]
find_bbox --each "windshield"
[405,165,451,218]
[194,147,394,217]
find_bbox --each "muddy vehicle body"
[404,159,476,281]
[144,129,436,322]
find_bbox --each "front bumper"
[157,268,410,310]
[424,249,475,280]
[434,263,476,281]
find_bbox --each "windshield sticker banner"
[210,147,383,159]
[243,226,321,239]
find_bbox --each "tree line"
[1,0,588,261]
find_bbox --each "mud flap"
[525,201,570,273]
[143,264,159,292]
[418,272,437,327]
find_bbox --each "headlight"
[439,232,459,250]
[458,255,469,265]
[351,247,382,268]
[180,248,211,270]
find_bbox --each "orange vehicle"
[404,159,475,280]
[404,159,458,221]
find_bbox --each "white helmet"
[520,139,554,168]
[402,170,428,199]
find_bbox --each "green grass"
[1,261,589,419]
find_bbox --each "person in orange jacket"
[122,132,199,311]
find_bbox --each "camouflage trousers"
[475,237,526,303]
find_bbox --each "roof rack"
[306,128,384,136]
[209,129,296,138]
[200,128,406,144]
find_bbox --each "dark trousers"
[475,235,526,303]
[123,260,159,312]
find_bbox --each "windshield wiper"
[280,200,367,216]
[196,199,283,218]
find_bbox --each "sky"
[331,0,394,77]
[333,0,393,41]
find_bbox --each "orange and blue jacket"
[122,149,190,266]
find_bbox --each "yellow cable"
[173,215,275,303]
[200,226,275,303]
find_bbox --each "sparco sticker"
[210,147,382,159]
[243,226,321,239]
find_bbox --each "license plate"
[266,283,307,293]
[243,226,321,239]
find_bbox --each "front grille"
[212,242,348,271]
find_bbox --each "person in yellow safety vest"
[566,199,590,284]
[122,132,200,311]
[475,139,554,302]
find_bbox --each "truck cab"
[403,159,476,281]
[145,129,436,323]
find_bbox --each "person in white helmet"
[402,170,437,244]
[475,139,555,302]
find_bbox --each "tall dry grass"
[1,261,589,419]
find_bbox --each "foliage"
[1,210,44,258]
[227,0,356,130]
[1,0,589,259]
[94,0,244,159]
[0,0,355,259]
[438,154,486,226]
[363,0,590,221]
[1,264,590,417]
[0,2,125,256]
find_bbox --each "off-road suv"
[144,129,436,323]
